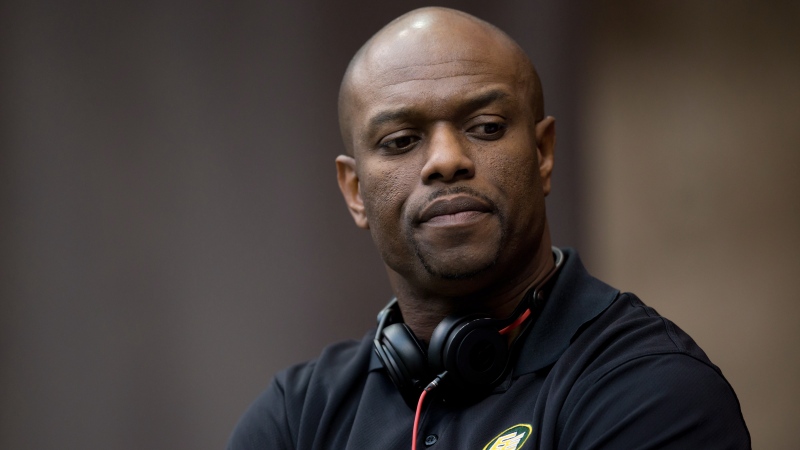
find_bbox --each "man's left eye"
[469,122,507,140]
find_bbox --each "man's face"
[338,23,554,296]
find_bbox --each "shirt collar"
[368,248,620,375]
[513,248,619,374]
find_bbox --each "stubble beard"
[409,208,508,281]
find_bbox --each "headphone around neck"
[373,247,565,406]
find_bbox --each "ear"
[534,116,556,196]
[336,155,369,229]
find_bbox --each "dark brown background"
[1,1,797,448]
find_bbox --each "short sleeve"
[560,353,750,449]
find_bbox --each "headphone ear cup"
[428,315,510,391]
[427,314,466,371]
[375,323,431,393]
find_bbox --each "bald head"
[334,6,557,309]
[338,7,544,155]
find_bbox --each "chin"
[416,249,500,281]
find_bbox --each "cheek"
[358,163,420,272]
[359,163,415,232]
[483,142,542,201]
[478,138,546,238]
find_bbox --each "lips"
[416,195,493,224]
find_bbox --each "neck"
[389,237,556,344]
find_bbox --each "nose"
[420,124,475,183]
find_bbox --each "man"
[229,7,749,449]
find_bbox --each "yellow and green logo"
[482,424,532,450]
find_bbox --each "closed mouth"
[416,195,493,224]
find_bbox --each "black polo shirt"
[228,249,750,449]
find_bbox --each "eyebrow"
[367,108,415,132]
[459,89,511,114]
[366,89,511,132]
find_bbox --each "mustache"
[424,186,496,206]
[410,186,498,225]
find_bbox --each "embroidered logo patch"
[482,424,532,450]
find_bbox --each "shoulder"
[555,293,751,448]
[227,334,374,450]
[568,292,717,371]
[276,336,370,397]
[561,352,751,448]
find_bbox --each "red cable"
[412,374,445,450]
[411,388,429,450]
[410,308,530,449]
[498,308,531,335]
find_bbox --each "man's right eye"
[380,135,420,152]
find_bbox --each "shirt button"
[425,434,438,446]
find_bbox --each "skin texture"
[336,7,556,342]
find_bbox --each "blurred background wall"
[582,2,800,447]
[0,1,796,448]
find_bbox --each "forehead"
[357,60,518,107]
[354,21,522,88]
[346,27,527,125]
